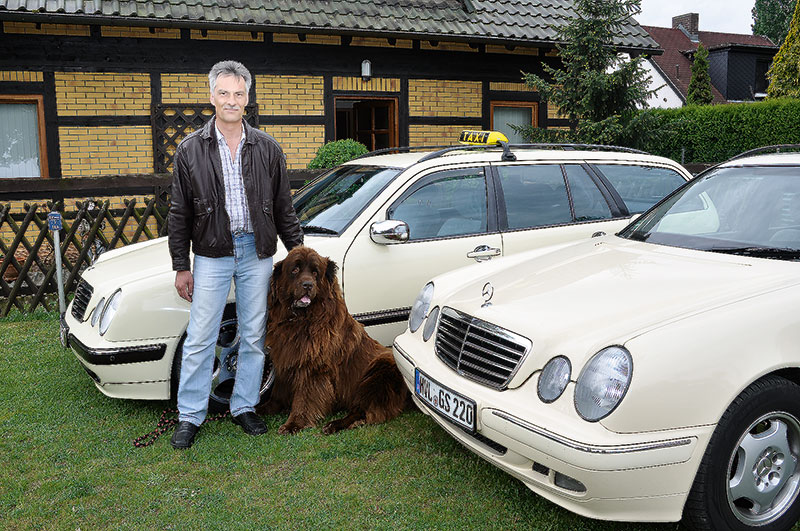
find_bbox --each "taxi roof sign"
[458,130,509,145]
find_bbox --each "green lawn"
[1,312,685,530]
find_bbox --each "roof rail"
[723,144,800,163]
[352,141,649,164]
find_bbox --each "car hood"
[437,236,800,388]
[82,235,343,293]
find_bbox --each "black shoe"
[232,411,268,435]
[171,421,199,449]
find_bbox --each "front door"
[335,97,397,151]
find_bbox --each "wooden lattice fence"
[0,198,168,316]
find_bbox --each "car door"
[495,162,631,256]
[342,165,502,345]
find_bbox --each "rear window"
[595,165,686,214]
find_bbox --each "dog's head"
[270,246,339,310]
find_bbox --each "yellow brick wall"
[408,80,482,117]
[547,104,566,120]
[190,29,263,42]
[0,71,44,82]
[101,26,180,39]
[350,36,413,49]
[4,22,90,36]
[489,82,536,92]
[59,126,153,177]
[161,74,210,104]
[486,45,539,56]
[257,76,324,115]
[409,124,481,147]
[420,41,477,53]
[259,125,325,169]
[54,73,150,116]
[273,33,340,45]
[332,77,400,92]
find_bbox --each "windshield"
[292,165,401,235]
[620,165,800,260]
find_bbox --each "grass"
[0,312,688,530]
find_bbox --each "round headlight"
[408,282,434,333]
[422,306,439,341]
[99,289,122,336]
[574,346,632,422]
[538,356,571,403]
[91,297,105,326]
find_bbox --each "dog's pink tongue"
[301,295,311,304]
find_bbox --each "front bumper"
[393,337,714,523]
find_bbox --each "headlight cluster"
[90,289,122,336]
[409,282,438,341]
[539,346,632,422]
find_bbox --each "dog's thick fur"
[258,246,408,434]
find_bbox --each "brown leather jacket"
[168,117,303,271]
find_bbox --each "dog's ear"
[273,258,284,279]
[325,257,339,284]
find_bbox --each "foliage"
[2,314,680,530]
[641,98,800,163]
[307,139,368,169]
[767,0,800,98]
[687,44,714,106]
[517,0,655,146]
[752,0,797,45]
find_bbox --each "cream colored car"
[393,148,800,528]
[61,134,691,410]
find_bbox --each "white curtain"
[0,103,41,178]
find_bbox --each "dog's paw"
[278,421,306,435]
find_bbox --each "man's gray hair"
[208,60,252,93]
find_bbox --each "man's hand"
[175,270,194,303]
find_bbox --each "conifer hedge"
[641,98,800,163]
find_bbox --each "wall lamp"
[361,59,372,82]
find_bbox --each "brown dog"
[259,246,408,434]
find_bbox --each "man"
[167,60,303,449]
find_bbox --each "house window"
[490,101,538,144]
[0,95,48,178]
[335,97,398,150]
[754,59,770,96]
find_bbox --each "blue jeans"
[177,233,272,425]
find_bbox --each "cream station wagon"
[61,132,691,410]
[392,147,800,528]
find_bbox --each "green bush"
[641,98,800,163]
[307,139,369,169]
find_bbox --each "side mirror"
[370,219,409,244]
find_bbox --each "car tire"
[683,375,800,530]
[170,303,274,414]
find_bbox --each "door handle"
[467,245,501,262]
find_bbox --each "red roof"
[642,25,776,104]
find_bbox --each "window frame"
[0,94,49,178]
[490,100,538,140]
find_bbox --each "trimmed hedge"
[307,139,369,169]
[643,98,800,164]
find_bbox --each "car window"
[388,168,487,240]
[497,164,572,229]
[595,165,687,214]
[563,165,612,221]
[292,165,400,235]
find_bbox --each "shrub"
[767,0,800,97]
[641,98,800,163]
[307,139,369,169]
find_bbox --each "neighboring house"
[641,13,778,107]
[0,0,659,180]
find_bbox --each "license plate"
[415,369,476,432]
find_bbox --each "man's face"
[210,74,248,126]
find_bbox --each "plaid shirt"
[215,121,251,233]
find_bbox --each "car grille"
[71,279,94,321]
[435,307,532,390]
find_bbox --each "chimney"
[673,13,699,42]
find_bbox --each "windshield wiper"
[709,246,800,260]
[301,225,339,235]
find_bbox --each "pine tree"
[519,0,654,146]
[687,44,714,105]
[767,0,800,97]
